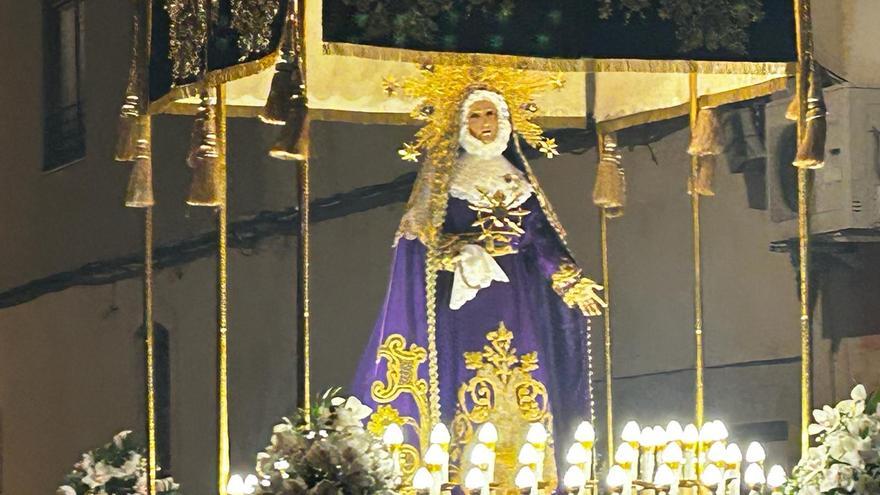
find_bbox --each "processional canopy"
[147,0,797,130]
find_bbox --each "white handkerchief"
[449,244,509,310]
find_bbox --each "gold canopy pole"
[597,132,615,463]
[688,70,705,429]
[295,0,311,420]
[144,205,157,495]
[601,209,614,461]
[794,0,812,457]
[215,84,231,495]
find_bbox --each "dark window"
[43,0,85,171]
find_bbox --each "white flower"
[56,485,77,495]
[135,475,148,495]
[122,452,142,476]
[819,463,856,492]
[113,430,133,449]
[341,396,372,421]
[156,477,180,492]
[851,384,867,401]
[813,406,841,432]
[827,431,868,468]
[75,453,94,471]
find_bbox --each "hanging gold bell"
[186,96,224,206]
[593,133,626,210]
[125,120,155,208]
[687,107,725,157]
[793,70,827,169]
[269,97,310,162]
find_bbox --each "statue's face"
[466,100,499,144]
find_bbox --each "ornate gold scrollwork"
[453,322,555,490]
[368,334,433,482]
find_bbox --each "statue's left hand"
[573,279,607,316]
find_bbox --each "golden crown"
[383,60,565,164]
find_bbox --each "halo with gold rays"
[383,60,565,164]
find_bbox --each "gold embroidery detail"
[164,0,210,83]
[230,0,282,60]
[469,189,530,257]
[366,405,421,481]
[368,333,433,479]
[551,263,606,316]
[452,322,555,488]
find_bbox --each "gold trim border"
[324,42,796,75]
[597,76,788,133]
[148,51,280,115]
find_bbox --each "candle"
[661,442,683,478]
[430,425,451,483]
[707,442,726,466]
[477,423,498,483]
[526,423,548,481]
[563,465,587,495]
[227,475,246,495]
[724,444,742,495]
[515,466,538,495]
[471,443,493,489]
[654,465,675,495]
[766,465,786,495]
[714,421,729,443]
[606,465,628,495]
[698,422,717,471]
[382,424,405,481]
[618,424,640,482]
[639,427,657,483]
[681,424,699,480]
[700,464,724,495]
[413,467,434,495]
[744,463,765,495]
[745,442,766,466]
[665,421,684,444]
[424,444,447,495]
[464,467,487,495]
[652,425,667,476]
[566,442,589,471]
[574,421,596,480]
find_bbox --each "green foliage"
[338,0,515,47]
[598,0,765,53]
[336,0,764,54]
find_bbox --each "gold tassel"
[116,95,143,161]
[785,97,799,121]
[604,206,625,219]
[186,94,223,206]
[115,0,147,162]
[269,99,310,161]
[687,107,725,156]
[793,70,826,169]
[691,154,716,197]
[592,133,626,209]
[260,11,304,125]
[125,117,154,207]
[260,60,304,125]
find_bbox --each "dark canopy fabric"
[322,0,795,62]
[149,0,290,104]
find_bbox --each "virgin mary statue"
[352,67,605,484]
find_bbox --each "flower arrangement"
[784,384,880,495]
[57,430,180,495]
[255,390,397,495]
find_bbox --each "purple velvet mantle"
[352,173,593,482]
